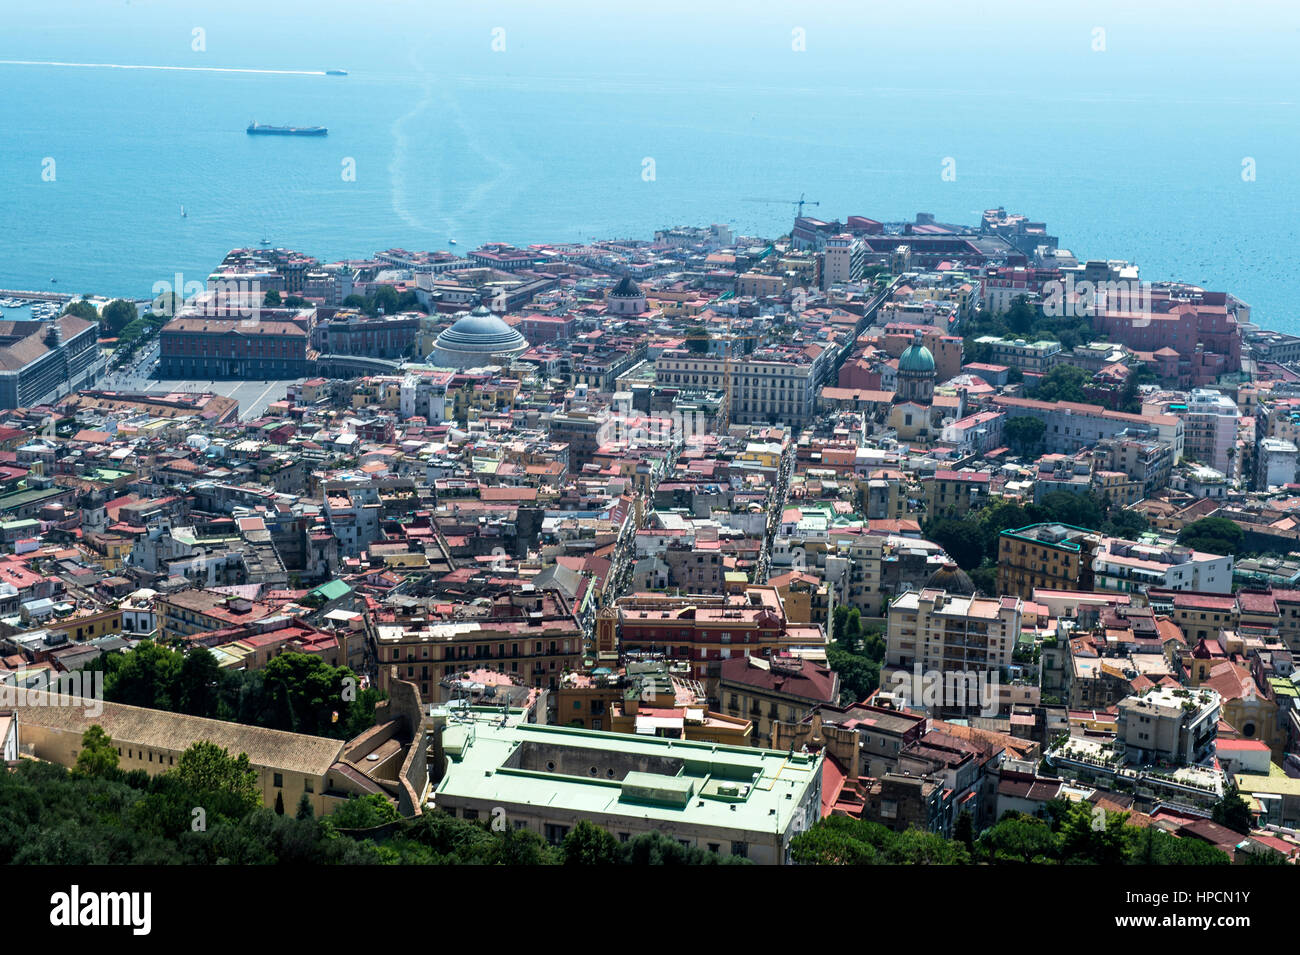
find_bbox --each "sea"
[2,0,1298,332]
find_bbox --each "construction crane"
[743,192,820,218]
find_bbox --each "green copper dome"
[899,342,935,374]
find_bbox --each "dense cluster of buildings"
[4,206,1300,863]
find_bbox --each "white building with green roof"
[427,712,823,864]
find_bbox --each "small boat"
[449,238,457,245]
[325,69,348,76]
[260,238,271,245]
[181,205,187,218]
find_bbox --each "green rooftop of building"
[307,579,351,602]
[430,715,822,835]
[0,485,68,513]
[1000,523,1098,551]
[1269,678,1299,699]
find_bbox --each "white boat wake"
[0,59,324,76]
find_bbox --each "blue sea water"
[1,0,1298,331]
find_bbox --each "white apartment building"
[885,589,1021,678]
[976,337,1062,373]
[822,234,865,290]
[656,346,830,428]
[1117,686,1220,766]
[1182,389,1239,476]
[1257,437,1298,489]
[654,350,726,392]
[1092,538,1233,595]
[399,371,451,422]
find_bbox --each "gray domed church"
[430,305,529,369]
[606,277,647,315]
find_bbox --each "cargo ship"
[246,122,328,136]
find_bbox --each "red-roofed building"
[718,654,840,747]
[921,469,991,518]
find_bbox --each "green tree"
[101,299,138,337]
[327,794,399,830]
[562,820,622,864]
[887,827,971,864]
[73,725,119,778]
[263,289,282,307]
[296,792,315,820]
[1211,789,1255,835]
[1004,416,1046,457]
[1053,801,1129,865]
[977,498,1032,555]
[968,560,996,596]
[175,647,222,717]
[1033,365,1091,404]
[261,652,367,738]
[1101,506,1149,539]
[62,299,99,322]
[1037,490,1103,529]
[790,817,879,864]
[172,741,262,817]
[370,285,399,316]
[483,825,559,865]
[1129,825,1230,864]
[1005,297,1038,336]
[791,816,969,865]
[954,811,974,849]
[833,605,851,641]
[97,639,184,710]
[274,791,285,815]
[923,518,984,569]
[834,607,863,649]
[1178,517,1245,556]
[826,642,880,705]
[1118,373,1142,414]
[976,813,1059,864]
[619,831,748,865]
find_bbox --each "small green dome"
[899,342,935,374]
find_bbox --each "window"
[544,824,570,845]
[273,773,284,788]
[731,841,748,859]
[463,808,479,821]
